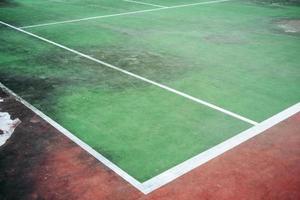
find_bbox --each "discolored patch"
[87,46,191,83]
[29,115,42,124]
[0,0,19,7]
[277,19,300,33]
[0,72,61,116]
[249,0,300,6]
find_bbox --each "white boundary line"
[123,0,167,8]
[1,82,299,194]
[0,21,258,125]
[0,82,145,192]
[20,0,231,29]
[141,102,300,193]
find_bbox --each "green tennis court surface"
[0,0,299,182]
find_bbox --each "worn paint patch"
[277,19,300,33]
[0,112,21,146]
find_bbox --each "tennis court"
[1,0,299,194]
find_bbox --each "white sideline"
[123,0,167,8]
[20,0,231,29]
[0,21,258,125]
[1,81,299,194]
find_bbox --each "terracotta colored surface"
[0,90,142,200]
[0,89,299,200]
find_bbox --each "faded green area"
[0,27,250,181]
[29,0,300,121]
[0,0,299,181]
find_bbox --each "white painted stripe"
[0,82,145,192]
[0,21,258,125]
[1,81,298,194]
[141,103,300,193]
[123,0,167,8]
[20,0,231,29]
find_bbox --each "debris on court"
[277,19,300,33]
[0,112,21,147]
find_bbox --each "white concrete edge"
[141,102,300,194]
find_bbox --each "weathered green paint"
[0,0,299,181]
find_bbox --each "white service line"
[124,0,167,8]
[0,21,258,125]
[20,0,231,29]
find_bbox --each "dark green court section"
[0,0,151,27]
[26,0,300,121]
[0,26,250,181]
